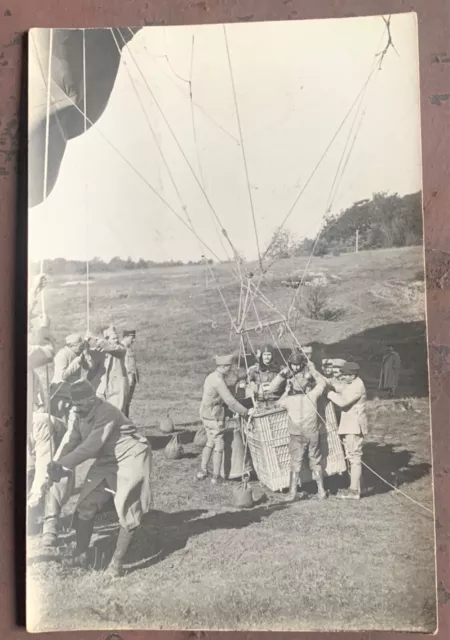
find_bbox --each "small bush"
[305,285,329,319]
[304,285,344,321]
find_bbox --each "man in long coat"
[47,379,152,577]
[379,345,401,397]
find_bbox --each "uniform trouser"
[203,419,226,453]
[27,413,74,526]
[200,418,225,476]
[98,388,128,413]
[341,434,364,493]
[289,429,322,476]
[124,380,136,418]
[76,480,113,521]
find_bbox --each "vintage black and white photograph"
[27,13,436,633]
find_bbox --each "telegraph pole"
[355,228,359,254]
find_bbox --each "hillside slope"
[40,246,427,425]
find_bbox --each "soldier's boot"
[41,493,63,547]
[211,450,225,484]
[70,516,95,569]
[340,461,362,500]
[105,527,136,578]
[314,471,327,500]
[197,445,213,480]
[41,516,59,548]
[285,472,300,502]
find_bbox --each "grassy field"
[27,246,436,632]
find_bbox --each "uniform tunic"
[54,398,152,531]
[200,370,248,451]
[267,367,313,397]
[328,377,367,472]
[87,342,129,412]
[28,342,55,452]
[247,362,280,401]
[51,345,94,410]
[278,380,326,473]
[27,412,74,511]
[328,377,367,436]
[124,346,139,417]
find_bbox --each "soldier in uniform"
[277,361,328,501]
[122,329,139,418]
[267,351,314,397]
[51,333,94,423]
[47,379,153,577]
[327,362,368,500]
[246,344,280,403]
[86,326,129,413]
[197,354,252,485]
[27,285,73,547]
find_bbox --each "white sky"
[29,13,422,264]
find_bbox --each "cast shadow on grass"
[323,441,432,498]
[88,503,290,574]
[257,320,427,400]
[362,442,432,496]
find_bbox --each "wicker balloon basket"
[242,403,347,492]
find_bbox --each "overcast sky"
[29,13,422,264]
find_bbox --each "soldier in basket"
[246,344,280,403]
[267,350,314,397]
[277,357,328,501]
[197,354,253,485]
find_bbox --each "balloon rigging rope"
[83,28,90,333]
[110,28,241,326]
[286,64,377,326]
[41,27,54,459]
[265,324,434,516]
[223,25,263,272]
[188,34,232,262]
[41,28,53,290]
[43,80,225,263]
[114,28,241,263]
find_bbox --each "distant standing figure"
[379,345,401,398]
[122,330,139,418]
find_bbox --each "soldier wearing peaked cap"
[327,361,367,500]
[51,333,94,422]
[46,379,152,577]
[197,354,252,485]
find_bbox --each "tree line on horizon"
[30,255,215,277]
[265,190,423,259]
[31,191,422,276]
